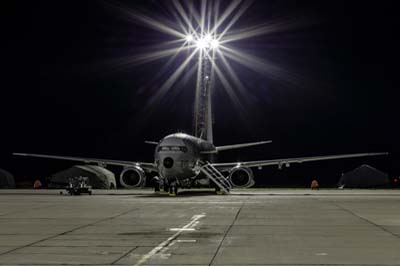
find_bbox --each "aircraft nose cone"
[163,157,174,169]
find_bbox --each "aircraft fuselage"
[154,133,215,183]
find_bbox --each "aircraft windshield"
[157,146,187,152]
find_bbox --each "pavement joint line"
[0,207,139,257]
[110,246,138,265]
[208,196,248,266]
[320,198,400,241]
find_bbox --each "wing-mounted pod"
[229,166,255,188]
[120,166,146,188]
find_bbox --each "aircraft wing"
[211,152,388,171]
[13,153,157,172]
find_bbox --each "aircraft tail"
[194,55,214,143]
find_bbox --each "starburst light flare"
[107,0,305,117]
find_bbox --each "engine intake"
[229,167,255,188]
[120,166,145,188]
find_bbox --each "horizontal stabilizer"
[144,141,159,145]
[216,140,272,152]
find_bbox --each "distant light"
[210,39,220,49]
[186,34,194,42]
[205,75,209,80]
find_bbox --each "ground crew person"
[33,179,42,189]
[311,179,319,190]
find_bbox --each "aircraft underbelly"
[160,167,196,180]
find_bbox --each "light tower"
[186,33,220,143]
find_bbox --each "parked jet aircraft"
[14,127,386,195]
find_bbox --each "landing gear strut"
[153,176,160,193]
[163,184,169,193]
[162,179,169,193]
[169,182,178,196]
[154,182,160,193]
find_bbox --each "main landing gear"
[154,182,160,193]
[168,182,178,196]
[153,176,161,193]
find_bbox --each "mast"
[194,51,214,143]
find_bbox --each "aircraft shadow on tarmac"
[137,190,220,198]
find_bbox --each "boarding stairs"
[200,162,231,194]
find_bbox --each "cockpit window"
[157,146,188,152]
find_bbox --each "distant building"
[0,169,16,189]
[338,164,390,188]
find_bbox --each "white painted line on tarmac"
[169,220,201,231]
[133,213,205,266]
[177,239,197,243]
[169,228,196,231]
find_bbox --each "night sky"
[1,0,399,187]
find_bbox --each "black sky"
[1,0,399,186]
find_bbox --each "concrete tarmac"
[0,189,399,265]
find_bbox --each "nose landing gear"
[168,182,178,196]
[153,177,177,196]
[154,182,160,193]
[163,183,169,193]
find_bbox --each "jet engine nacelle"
[120,166,145,188]
[229,166,255,188]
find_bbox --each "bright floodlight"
[196,38,208,49]
[186,34,194,42]
[193,33,220,50]
[210,39,220,49]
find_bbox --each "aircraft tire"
[163,184,169,192]
[154,182,160,192]
[169,184,177,196]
